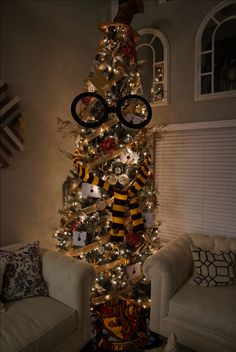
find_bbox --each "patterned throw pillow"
[189,244,236,287]
[0,241,48,301]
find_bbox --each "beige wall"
[1,0,235,248]
[133,0,236,126]
[0,0,110,248]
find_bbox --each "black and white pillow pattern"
[0,241,48,301]
[190,244,235,287]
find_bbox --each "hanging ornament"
[81,95,93,105]
[71,219,81,231]
[126,262,142,280]
[101,136,117,154]
[106,174,118,186]
[125,232,142,249]
[72,231,87,246]
[120,45,137,63]
[113,162,123,175]
[96,198,107,211]
[118,174,129,186]
[120,150,139,164]
[82,183,101,198]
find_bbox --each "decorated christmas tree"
[54,0,160,349]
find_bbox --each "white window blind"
[154,120,236,243]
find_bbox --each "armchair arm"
[143,236,192,332]
[41,250,96,342]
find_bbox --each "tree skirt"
[86,297,162,351]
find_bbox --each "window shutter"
[155,121,236,243]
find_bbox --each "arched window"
[195,0,236,101]
[136,28,169,106]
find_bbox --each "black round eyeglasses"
[71,92,152,129]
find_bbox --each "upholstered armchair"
[0,243,96,352]
[143,234,236,352]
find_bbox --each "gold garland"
[91,286,133,305]
[86,129,143,168]
[66,233,111,256]
[87,146,129,168]
[89,65,125,95]
[84,116,118,143]
[81,197,113,215]
[95,257,130,273]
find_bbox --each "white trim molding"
[137,28,169,107]
[153,118,236,132]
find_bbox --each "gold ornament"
[106,174,118,186]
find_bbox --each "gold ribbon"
[66,233,110,256]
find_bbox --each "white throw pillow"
[189,244,235,287]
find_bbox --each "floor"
[81,333,196,352]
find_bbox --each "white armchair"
[0,245,96,352]
[143,235,236,352]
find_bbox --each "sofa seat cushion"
[0,296,78,352]
[169,283,236,342]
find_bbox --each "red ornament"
[125,232,142,248]
[101,137,117,154]
[120,45,137,63]
[71,219,81,231]
[81,96,92,105]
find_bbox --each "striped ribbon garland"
[73,152,151,242]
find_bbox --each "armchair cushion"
[169,284,236,341]
[189,244,235,287]
[0,242,48,302]
[1,296,77,352]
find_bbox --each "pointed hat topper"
[113,0,144,25]
[70,0,152,130]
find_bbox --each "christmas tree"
[55,0,160,349]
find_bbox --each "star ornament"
[120,149,139,164]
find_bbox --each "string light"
[55,18,161,338]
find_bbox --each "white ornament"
[106,174,118,185]
[119,174,129,186]
[120,150,139,164]
[125,113,143,124]
[126,262,142,280]
[82,183,101,198]
[73,231,87,246]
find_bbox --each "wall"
[132,0,236,126]
[0,0,110,248]
[1,0,235,248]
